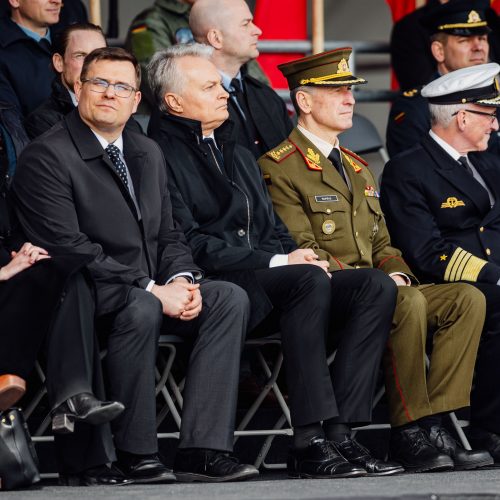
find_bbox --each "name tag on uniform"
[315,195,339,203]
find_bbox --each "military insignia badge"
[364,185,380,198]
[267,143,295,163]
[441,197,465,209]
[468,10,481,23]
[322,220,336,235]
[307,148,321,165]
[337,58,349,74]
[440,254,448,261]
[343,154,362,173]
[403,89,418,97]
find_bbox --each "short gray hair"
[429,102,467,127]
[147,43,213,113]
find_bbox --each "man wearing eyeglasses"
[381,62,500,464]
[12,47,258,485]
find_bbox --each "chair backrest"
[339,113,384,155]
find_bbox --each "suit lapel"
[344,152,368,211]
[422,135,491,214]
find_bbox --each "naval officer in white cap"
[381,62,500,464]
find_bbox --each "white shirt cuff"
[389,272,411,286]
[146,279,155,292]
[166,272,195,284]
[269,254,288,267]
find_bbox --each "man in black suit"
[381,63,500,463]
[13,47,257,484]
[187,0,293,159]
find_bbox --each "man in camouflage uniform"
[125,0,267,112]
[259,47,491,473]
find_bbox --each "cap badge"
[468,10,481,23]
[337,58,349,74]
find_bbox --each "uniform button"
[237,229,246,237]
[480,226,485,232]
[486,248,492,256]
[353,210,357,216]
[326,208,332,214]
[360,250,365,256]
[355,231,359,237]
[355,265,360,269]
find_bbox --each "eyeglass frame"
[81,77,137,98]
[452,108,498,124]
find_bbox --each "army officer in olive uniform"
[259,48,491,473]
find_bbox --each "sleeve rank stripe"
[444,247,487,282]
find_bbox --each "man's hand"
[0,242,50,281]
[287,248,330,274]
[151,281,202,319]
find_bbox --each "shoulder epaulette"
[265,141,296,163]
[340,146,368,167]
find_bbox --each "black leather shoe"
[429,426,493,470]
[335,436,404,476]
[59,465,133,486]
[51,392,125,433]
[468,427,500,465]
[390,426,454,473]
[174,449,259,482]
[116,454,176,484]
[288,437,366,479]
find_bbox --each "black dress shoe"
[59,465,133,486]
[428,426,493,470]
[288,437,366,479]
[51,392,125,433]
[335,436,404,476]
[468,427,500,465]
[174,449,259,482]
[390,426,454,473]
[116,454,176,484]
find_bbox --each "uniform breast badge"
[441,197,465,209]
[364,185,380,198]
[322,220,336,235]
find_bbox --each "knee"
[364,269,398,303]
[125,289,163,333]
[453,283,485,311]
[211,281,251,316]
[396,286,427,318]
[298,264,331,295]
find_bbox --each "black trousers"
[469,282,500,434]
[252,265,396,427]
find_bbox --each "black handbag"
[0,408,40,490]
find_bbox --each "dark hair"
[52,23,106,57]
[81,47,141,88]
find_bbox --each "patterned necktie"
[105,144,129,187]
[458,156,474,176]
[328,148,347,183]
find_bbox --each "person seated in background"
[148,43,406,479]
[386,0,499,157]
[125,0,268,113]
[259,47,491,473]
[381,63,500,465]
[188,0,293,158]
[0,0,62,117]
[25,22,106,139]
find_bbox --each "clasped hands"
[287,248,331,276]
[0,242,50,281]
[151,277,202,321]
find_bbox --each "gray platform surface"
[3,469,500,500]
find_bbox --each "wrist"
[0,266,9,281]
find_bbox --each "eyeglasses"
[452,108,498,124]
[81,78,136,98]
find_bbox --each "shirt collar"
[92,130,124,154]
[429,129,462,161]
[15,22,50,43]
[219,70,242,91]
[297,124,339,159]
[68,89,78,107]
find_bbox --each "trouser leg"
[328,269,397,425]
[385,284,485,427]
[176,281,250,451]
[469,283,500,434]
[101,288,163,454]
[253,265,337,427]
[45,272,95,409]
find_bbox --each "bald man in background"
[188,0,292,158]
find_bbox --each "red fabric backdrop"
[254,0,307,89]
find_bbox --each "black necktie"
[106,144,129,188]
[458,156,474,176]
[328,148,347,183]
[203,137,224,169]
[230,78,248,121]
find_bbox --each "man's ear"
[53,53,64,74]
[74,79,82,102]
[431,40,445,64]
[206,28,223,50]
[295,89,313,114]
[164,93,183,113]
[8,0,20,9]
